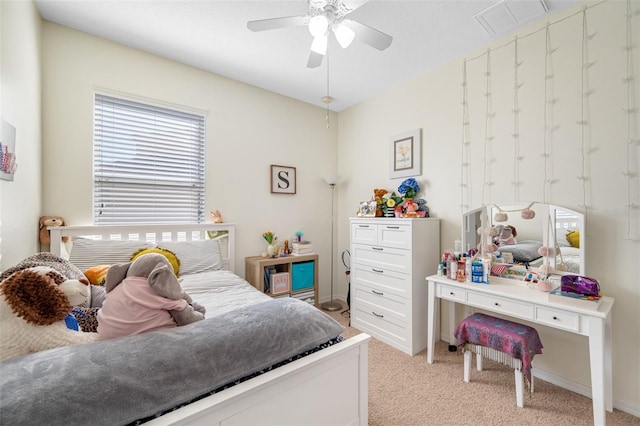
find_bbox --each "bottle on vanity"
[449,254,458,280]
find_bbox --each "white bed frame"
[48,223,370,426]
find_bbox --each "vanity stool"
[454,312,543,408]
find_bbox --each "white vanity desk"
[426,274,614,425]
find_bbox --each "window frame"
[93,93,206,225]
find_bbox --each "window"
[93,94,205,225]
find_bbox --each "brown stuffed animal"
[209,210,223,223]
[39,216,68,245]
[0,267,97,361]
[373,189,388,217]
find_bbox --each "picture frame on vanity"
[271,165,296,194]
[389,128,421,179]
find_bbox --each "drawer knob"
[494,302,500,306]
[372,311,384,318]
[450,292,455,296]
[553,316,559,320]
[372,290,384,296]
[372,268,384,273]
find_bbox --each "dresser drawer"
[350,222,412,249]
[378,224,411,249]
[535,306,580,332]
[351,298,409,351]
[467,291,534,320]
[437,284,466,303]
[351,223,378,245]
[353,284,408,319]
[351,244,410,273]
[351,262,410,298]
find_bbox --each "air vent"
[475,0,548,37]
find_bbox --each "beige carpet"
[326,303,639,426]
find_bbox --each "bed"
[0,223,370,426]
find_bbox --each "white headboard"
[48,223,236,272]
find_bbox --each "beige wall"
[338,1,639,413]
[0,0,42,269]
[40,22,339,301]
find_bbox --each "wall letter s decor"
[271,165,296,194]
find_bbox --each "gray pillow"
[498,240,543,263]
[158,239,223,275]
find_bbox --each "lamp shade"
[309,14,329,37]
[333,23,355,48]
[324,175,341,186]
[310,34,328,55]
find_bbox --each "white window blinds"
[93,94,206,225]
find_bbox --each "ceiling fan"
[247,0,393,68]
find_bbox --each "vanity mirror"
[461,203,585,276]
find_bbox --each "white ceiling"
[34,0,579,112]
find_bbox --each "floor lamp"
[321,175,341,311]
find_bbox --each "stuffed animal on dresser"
[39,215,69,246]
[97,253,205,340]
[0,267,98,362]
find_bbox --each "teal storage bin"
[292,260,314,291]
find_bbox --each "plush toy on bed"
[97,253,205,340]
[0,267,98,362]
[39,215,69,246]
[495,224,518,246]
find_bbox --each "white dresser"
[350,217,440,355]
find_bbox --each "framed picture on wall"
[271,165,296,194]
[389,129,421,179]
[0,118,17,182]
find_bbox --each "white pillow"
[158,239,222,275]
[69,237,155,271]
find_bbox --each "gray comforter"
[0,298,344,426]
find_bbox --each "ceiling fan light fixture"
[309,14,329,37]
[310,34,328,55]
[333,23,355,48]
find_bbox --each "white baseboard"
[533,368,640,418]
[441,332,640,418]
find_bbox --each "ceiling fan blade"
[340,0,369,14]
[307,51,324,68]
[247,15,308,32]
[342,18,393,50]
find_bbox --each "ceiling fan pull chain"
[321,50,334,128]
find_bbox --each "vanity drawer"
[437,284,466,303]
[351,262,410,298]
[535,306,580,332]
[467,291,534,320]
[351,244,410,273]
